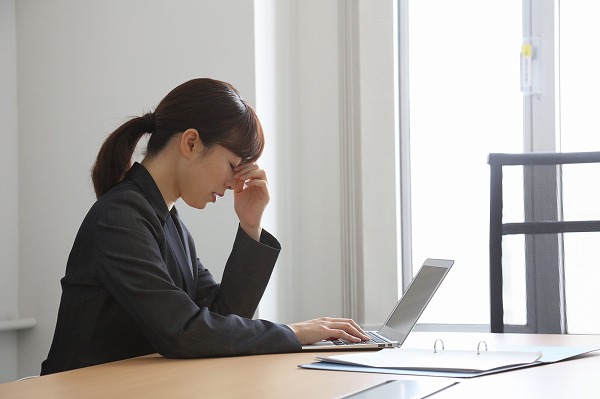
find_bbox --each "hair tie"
[142,113,155,133]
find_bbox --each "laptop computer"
[302,258,454,351]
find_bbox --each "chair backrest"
[488,151,600,333]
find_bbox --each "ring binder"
[477,340,488,355]
[433,338,489,355]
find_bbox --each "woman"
[41,78,368,375]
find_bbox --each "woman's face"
[179,144,242,209]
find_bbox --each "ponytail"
[91,115,153,198]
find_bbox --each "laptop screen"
[378,259,453,343]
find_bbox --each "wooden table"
[1,332,600,398]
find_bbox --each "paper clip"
[433,339,445,353]
[477,340,488,355]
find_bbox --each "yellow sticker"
[521,43,532,57]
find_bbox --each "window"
[401,0,600,332]
[401,0,523,326]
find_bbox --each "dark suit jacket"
[41,163,300,375]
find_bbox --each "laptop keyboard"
[332,331,390,346]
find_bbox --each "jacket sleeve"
[92,192,301,359]
[194,226,282,318]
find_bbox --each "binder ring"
[433,339,444,353]
[477,340,488,355]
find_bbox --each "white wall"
[358,0,399,325]
[0,0,20,383]
[254,0,297,322]
[256,0,398,326]
[2,0,397,381]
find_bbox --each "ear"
[179,129,203,158]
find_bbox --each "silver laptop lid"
[378,258,454,344]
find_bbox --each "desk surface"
[2,332,600,398]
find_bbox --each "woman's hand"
[288,317,370,345]
[233,163,269,241]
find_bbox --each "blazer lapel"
[126,164,196,297]
[165,214,195,296]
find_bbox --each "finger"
[348,319,368,335]
[235,167,267,182]
[243,179,268,190]
[233,162,259,176]
[234,174,269,191]
[239,180,270,200]
[325,317,365,332]
[322,317,366,334]
[325,320,369,341]
[233,178,245,193]
[327,328,363,343]
[236,171,267,184]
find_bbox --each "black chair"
[488,151,600,333]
